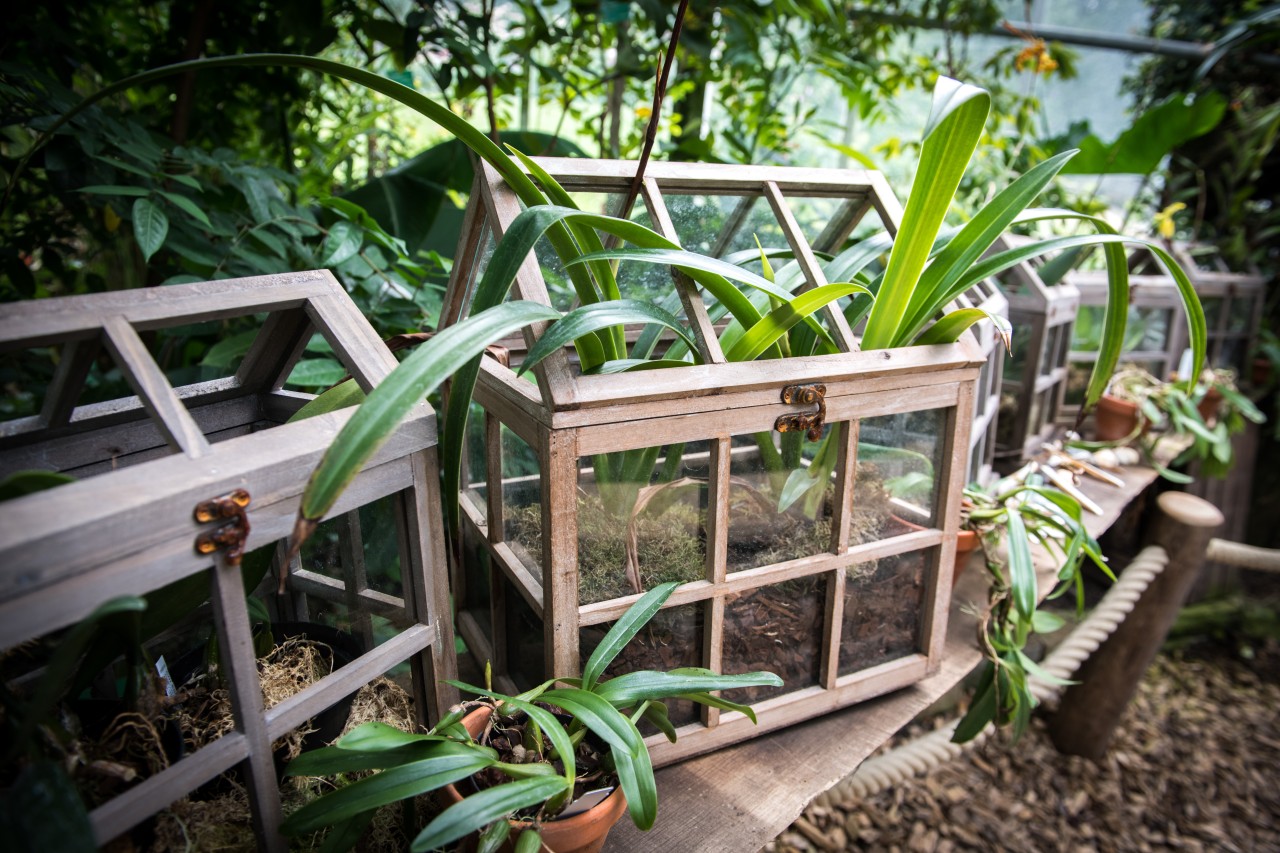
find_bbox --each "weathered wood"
[101,315,211,458]
[0,271,334,350]
[642,177,726,365]
[90,731,251,845]
[1048,491,1224,760]
[608,459,1161,850]
[4,273,459,849]
[210,552,286,852]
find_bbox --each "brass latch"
[774,383,827,441]
[194,488,251,565]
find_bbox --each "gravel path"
[766,641,1280,852]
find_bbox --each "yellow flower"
[1153,202,1187,239]
[635,105,652,120]
[104,204,121,233]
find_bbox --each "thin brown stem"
[618,0,690,220]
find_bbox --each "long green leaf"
[1005,506,1037,623]
[895,149,1077,344]
[540,688,656,830]
[951,661,997,743]
[955,232,1205,406]
[477,696,577,790]
[299,300,559,523]
[914,307,1011,347]
[411,776,570,853]
[519,301,699,377]
[725,282,867,361]
[582,582,678,690]
[281,751,500,835]
[286,741,467,777]
[594,668,782,705]
[862,78,990,350]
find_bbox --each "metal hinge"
[193,488,252,565]
[774,383,827,442]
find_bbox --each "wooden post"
[1048,491,1223,760]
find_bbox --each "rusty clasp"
[774,383,827,441]
[194,488,251,565]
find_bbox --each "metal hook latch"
[194,488,251,565]
[775,383,827,441]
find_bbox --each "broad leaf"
[411,777,569,852]
[281,751,500,835]
[132,197,168,262]
[582,582,678,690]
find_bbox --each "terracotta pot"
[1252,356,1272,388]
[954,528,981,580]
[1093,394,1141,442]
[440,706,629,853]
[1196,387,1223,426]
[892,515,977,581]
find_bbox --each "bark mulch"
[765,640,1280,852]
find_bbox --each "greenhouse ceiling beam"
[863,14,1280,66]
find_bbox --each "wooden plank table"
[609,461,1161,852]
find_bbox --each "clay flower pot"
[439,706,629,853]
[1196,386,1223,426]
[1093,393,1141,442]
[954,528,981,580]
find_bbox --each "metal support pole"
[1048,492,1223,760]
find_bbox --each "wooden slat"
[209,551,285,852]
[234,307,314,394]
[101,315,211,458]
[0,407,434,623]
[305,293,400,391]
[39,335,100,430]
[763,181,858,353]
[90,732,250,845]
[477,161,577,411]
[0,271,335,351]
[641,177,726,365]
[440,172,490,329]
[264,625,435,739]
[406,447,460,717]
[523,156,885,197]
[0,394,263,476]
[541,428,580,676]
[569,381,964,456]
[577,531,941,627]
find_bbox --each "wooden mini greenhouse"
[1059,244,1187,425]
[0,272,456,851]
[992,234,1080,466]
[1172,242,1267,374]
[955,278,1008,486]
[443,158,984,763]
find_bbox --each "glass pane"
[501,427,542,573]
[459,522,493,638]
[503,577,545,692]
[293,492,415,654]
[722,576,826,704]
[0,344,58,424]
[727,424,839,573]
[581,603,704,728]
[1228,294,1254,334]
[839,549,928,675]
[857,408,945,531]
[576,442,709,605]
[1004,321,1032,385]
[664,193,776,257]
[1202,294,1224,331]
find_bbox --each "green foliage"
[1055,91,1228,175]
[280,583,780,851]
[954,479,1109,742]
